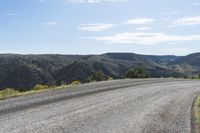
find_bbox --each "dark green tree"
[90,71,105,81]
[126,67,149,78]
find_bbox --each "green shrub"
[0,88,19,99]
[126,67,149,78]
[88,78,96,83]
[90,71,105,81]
[33,84,48,91]
[107,77,113,80]
[71,80,81,85]
[184,75,189,79]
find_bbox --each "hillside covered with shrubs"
[0,52,200,91]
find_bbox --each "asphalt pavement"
[0,79,200,133]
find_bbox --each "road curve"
[0,79,200,133]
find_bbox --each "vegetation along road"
[0,79,200,133]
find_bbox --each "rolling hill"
[0,53,199,91]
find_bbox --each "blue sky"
[1,0,200,55]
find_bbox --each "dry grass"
[0,88,20,99]
[193,95,200,132]
[0,84,70,100]
[71,80,81,85]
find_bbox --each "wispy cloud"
[174,16,200,25]
[78,23,116,32]
[136,27,152,31]
[7,12,18,16]
[85,32,200,45]
[65,0,127,4]
[42,21,59,26]
[79,18,155,32]
[125,18,155,25]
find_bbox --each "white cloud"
[174,16,200,25]
[78,18,156,32]
[65,0,127,4]
[78,23,116,31]
[136,27,152,31]
[8,13,18,16]
[85,32,200,45]
[42,21,59,26]
[126,18,155,25]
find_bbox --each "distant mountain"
[0,54,85,91]
[103,53,179,63]
[169,53,200,75]
[0,52,199,91]
[172,53,200,67]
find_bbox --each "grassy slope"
[0,85,70,100]
[192,95,200,133]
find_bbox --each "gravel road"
[0,79,200,133]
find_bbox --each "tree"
[90,71,105,81]
[126,67,149,78]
